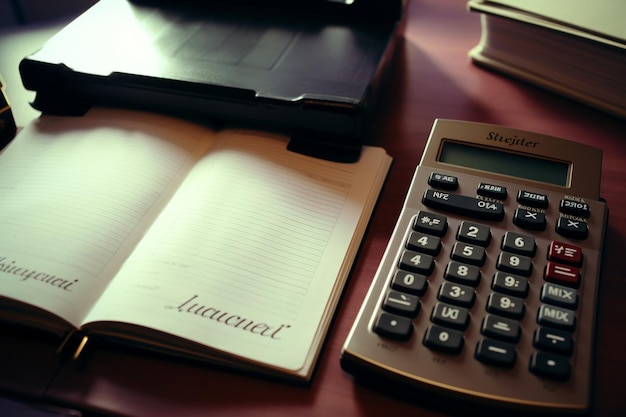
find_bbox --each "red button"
[545,262,580,288]
[548,241,583,266]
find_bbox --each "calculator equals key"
[342,119,608,414]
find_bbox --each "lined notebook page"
[0,109,213,329]
[84,129,390,373]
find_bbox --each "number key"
[445,261,481,287]
[391,270,428,295]
[451,242,485,266]
[438,281,475,308]
[496,252,533,276]
[423,325,464,354]
[398,250,435,275]
[406,231,441,255]
[501,231,536,257]
[457,221,491,246]
[487,292,525,320]
[491,271,529,298]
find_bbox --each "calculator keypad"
[346,166,606,412]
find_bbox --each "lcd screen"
[439,140,570,186]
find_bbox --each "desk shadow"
[587,220,626,416]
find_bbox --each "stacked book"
[468,0,626,119]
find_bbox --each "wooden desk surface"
[2,0,626,416]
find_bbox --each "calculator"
[341,119,607,414]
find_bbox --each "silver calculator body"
[341,119,607,414]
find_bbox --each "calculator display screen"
[438,140,570,186]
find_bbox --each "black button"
[457,221,491,246]
[477,183,507,200]
[398,250,435,275]
[451,242,486,266]
[475,338,517,368]
[513,208,546,231]
[382,290,421,317]
[496,252,533,276]
[530,351,571,380]
[491,271,529,298]
[533,327,574,355]
[431,302,470,330]
[374,313,413,341]
[406,231,442,255]
[391,270,428,296]
[423,325,464,354]
[486,292,525,320]
[556,217,589,239]
[422,190,504,221]
[413,211,448,237]
[428,172,459,190]
[501,231,536,257]
[559,199,590,218]
[517,190,549,208]
[445,261,481,287]
[438,282,476,308]
[481,314,521,342]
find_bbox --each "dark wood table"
[2,0,625,416]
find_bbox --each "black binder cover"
[19,0,404,158]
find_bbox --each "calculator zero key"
[341,119,607,414]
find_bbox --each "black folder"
[19,0,404,160]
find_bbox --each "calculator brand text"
[486,131,539,148]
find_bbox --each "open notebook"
[0,108,392,382]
